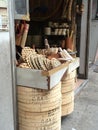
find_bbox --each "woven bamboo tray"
[62,101,74,116]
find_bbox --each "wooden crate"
[16,58,79,90]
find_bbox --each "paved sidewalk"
[61,67,98,130]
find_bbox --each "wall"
[89,0,98,63]
[78,0,89,77]
[0,0,16,129]
[0,32,14,130]
[89,21,98,63]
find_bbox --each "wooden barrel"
[17,82,61,130]
[61,70,76,116]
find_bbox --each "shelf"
[44,35,66,38]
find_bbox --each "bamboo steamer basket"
[17,82,61,112]
[61,70,76,116]
[18,107,61,130]
[61,70,76,93]
[17,82,61,130]
[61,78,75,93]
[62,101,74,116]
[62,70,76,81]
[62,91,74,105]
[19,120,61,130]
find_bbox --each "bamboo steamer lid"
[17,82,61,112]
[62,91,74,105]
[62,101,74,116]
[62,70,76,81]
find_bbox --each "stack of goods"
[61,70,76,116]
[17,82,62,130]
[17,45,76,121]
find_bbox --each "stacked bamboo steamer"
[61,70,76,116]
[17,82,61,130]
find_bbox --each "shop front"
[0,0,91,130]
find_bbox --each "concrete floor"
[61,66,98,130]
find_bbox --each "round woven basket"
[17,82,61,130]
